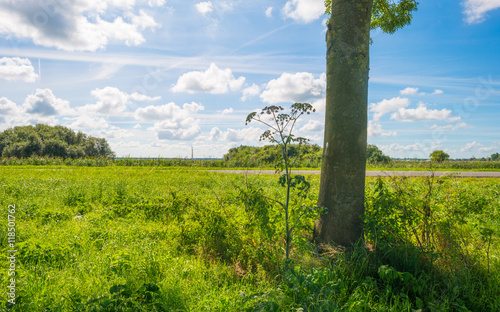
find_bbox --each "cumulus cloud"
[22,89,71,116]
[206,127,262,142]
[135,102,204,140]
[172,63,245,94]
[400,87,420,95]
[134,102,204,121]
[81,87,160,115]
[0,1,160,51]
[196,1,214,15]
[369,97,410,121]
[463,0,500,24]
[0,57,38,82]
[261,72,326,104]
[282,0,324,23]
[221,107,234,115]
[368,121,396,137]
[0,97,20,115]
[299,120,323,132]
[390,103,459,122]
[379,143,443,158]
[154,120,201,140]
[432,89,444,95]
[69,115,110,130]
[241,84,261,101]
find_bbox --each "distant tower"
[191,146,193,160]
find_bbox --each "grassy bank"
[0,166,499,311]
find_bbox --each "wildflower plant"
[246,103,325,260]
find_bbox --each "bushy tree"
[491,153,499,161]
[429,150,450,162]
[0,125,115,158]
[367,144,391,164]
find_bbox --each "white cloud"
[369,97,410,121]
[206,127,262,142]
[461,141,484,152]
[379,143,443,158]
[135,102,204,121]
[282,0,325,23]
[22,89,71,116]
[400,87,420,95]
[311,98,326,112]
[241,84,261,101]
[81,87,160,115]
[97,127,133,139]
[463,0,500,24]
[148,0,166,6]
[196,1,214,15]
[0,1,160,51]
[261,72,326,104]
[221,107,234,115]
[0,97,20,115]
[430,122,473,132]
[154,120,201,140]
[479,146,496,153]
[265,7,274,18]
[69,115,110,130]
[299,120,323,132]
[135,102,204,140]
[172,63,245,94]
[368,121,396,137]
[0,57,38,82]
[391,103,459,122]
[133,124,142,129]
[400,87,444,96]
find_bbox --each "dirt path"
[208,170,500,178]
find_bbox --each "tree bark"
[316,0,373,247]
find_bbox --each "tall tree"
[316,0,418,247]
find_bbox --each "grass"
[0,166,499,311]
[1,156,500,171]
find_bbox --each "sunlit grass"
[0,166,498,311]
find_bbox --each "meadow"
[1,155,500,171]
[0,166,499,311]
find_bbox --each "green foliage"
[367,144,391,164]
[0,124,115,158]
[0,167,499,310]
[364,176,500,310]
[491,153,499,161]
[246,103,324,259]
[371,0,419,34]
[430,150,450,162]
[223,144,322,168]
[324,0,418,34]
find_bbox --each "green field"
[1,166,499,311]
[1,156,500,172]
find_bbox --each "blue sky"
[0,0,499,159]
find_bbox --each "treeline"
[223,144,323,167]
[0,125,115,158]
[223,144,391,167]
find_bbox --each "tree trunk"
[316,0,373,247]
